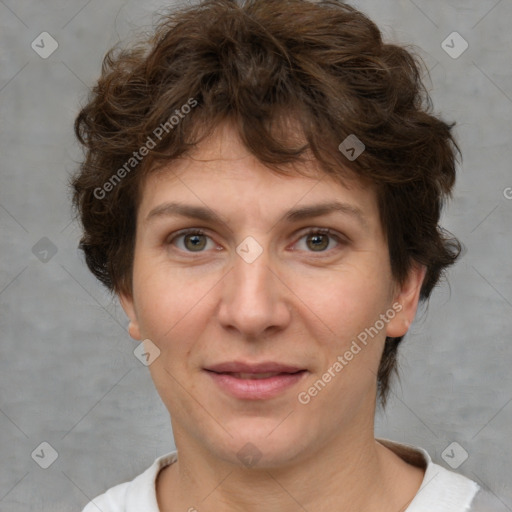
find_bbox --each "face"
[120,122,425,468]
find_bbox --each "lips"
[204,361,307,399]
[227,372,290,380]
[205,361,304,374]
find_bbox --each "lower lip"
[205,370,307,400]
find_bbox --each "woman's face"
[121,122,424,468]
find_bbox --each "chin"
[204,417,309,469]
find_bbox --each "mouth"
[217,371,304,379]
[204,362,307,400]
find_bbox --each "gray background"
[1,0,511,510]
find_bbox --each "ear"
[385,263,427,338]
[119,291,142,341]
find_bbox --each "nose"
[216,246,292,339]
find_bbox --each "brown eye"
[169,229,214,253]
[294,228,345,254]
[184,233,207,251]
[306,233,329,251]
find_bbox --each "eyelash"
[167,227,346,255]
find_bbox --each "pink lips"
[204,361,307,400]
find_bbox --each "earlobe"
[119,292,142,341]
[385,263,427,338]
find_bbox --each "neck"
[157,425,423,512]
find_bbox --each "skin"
[120,121,427,512]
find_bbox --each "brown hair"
[71,0,462,406]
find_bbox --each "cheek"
[132,264,220,357]
[130,248,231,390]
[292,261,390,333]
[132,272,180,341]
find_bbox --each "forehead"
[138,122,381,231]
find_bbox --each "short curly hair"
[71,0,462,406]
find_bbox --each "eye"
[167,227,345,255]
[169,229,216,252]
[294,228,344,253]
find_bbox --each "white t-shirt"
[82,438,503,511]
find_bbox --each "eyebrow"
[282,201,368,228]
[146,202,225,224]
[145,200,368,229]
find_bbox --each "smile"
[205,369,308,400]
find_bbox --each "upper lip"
[205,361,305,374]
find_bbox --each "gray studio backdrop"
[1,0,511,510]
